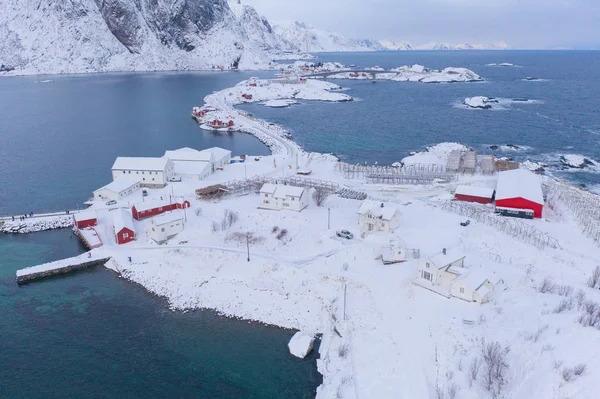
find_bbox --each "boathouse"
[454,185,495,204]
[113,209,135,245]
[150,211,185,244]
[94,179,141,202]
[495,169,544,218]
[73,210,98,229]
[112,157,174,188]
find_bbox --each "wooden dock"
[16,254,111,284]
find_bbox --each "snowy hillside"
[0,0,301,75]
[273,21,385,53]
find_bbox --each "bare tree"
[588,266,600,288]
[481,341,508,398]
[312,187,329,207]
[468,357,481,388]
[538,277,556,294]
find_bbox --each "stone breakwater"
[1,216,73,234]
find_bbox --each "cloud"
[239,0,600,48]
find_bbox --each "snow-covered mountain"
[273,21,385,53]
[385,41,510,51]
[0,0,300,74]
[379,40,413,51]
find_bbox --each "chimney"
[443,248,447,255]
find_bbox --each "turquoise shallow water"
[0,231,322,398]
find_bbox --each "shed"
[93,179,141,202]
[113,209,135,245]
[150,211,185,244]
[196,184,228,200]
[73,210,98,229]
[454,185,495,204]
[495,169,544,218]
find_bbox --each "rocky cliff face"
[0,0,295,74]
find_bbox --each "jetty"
[16,253,111,284]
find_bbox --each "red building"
[242,94,253,100]
[132,200,191,221]
[495,169,544,218]
[454,185,495,204]
[73,210,97,229]
[113,209,135,245]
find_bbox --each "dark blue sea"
[2,51,600,398]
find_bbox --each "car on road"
[336,230,354,239]
[460,220,471,227]
[142,190,148,197]
[169,177,182,182]
[106,200,117,206]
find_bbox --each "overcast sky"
[241,0,600,48]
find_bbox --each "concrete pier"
[16,254,111,284]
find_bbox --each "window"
[264,200,270,204]
[368,223,373,231]
[283,203,289,207]
[123,233,129,239]
[426,262,430,269]
[136,171,139,174]
[460,287,465,293]
[142,171,145,174]
[152,227,155,232]
[143,178,146,181]
[422,271,432,281]
[152,178,155,181]
[128,171,131,174]
[161,228,166,232]
[123,171,125,174]
[159,207,163,211]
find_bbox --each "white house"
[258,183,309,212]
[149,211,185,244]
[380,241,407,264]
[450,270,504,303]
[417,248,466,287]
[112,157,174,188]
[94,179,141,202]
[164,147,232,178]
[357,200,401,234]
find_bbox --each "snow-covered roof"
[204,147,232,160]
[173,160,212,176]
[165,148,211,162]
[260,183,278,195]
[476,284,492,298]
[358,200,398,221]
[152,211,184,226]
[133,200,172,213]
[112,157,170,171]
[94,179,140,194]
[114,209,134,233]
[274,185,305,199]
[74,210,97,222]
[495,169,544,204]
[455,185,495,199]
[428,248,465,269]
[455,270,489,289]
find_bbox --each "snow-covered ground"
[326,64,482,83]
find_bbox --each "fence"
[544,179,600,247]
[339,162,456,184]
[442,201,560,250]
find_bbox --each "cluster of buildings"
[453,168,544,219]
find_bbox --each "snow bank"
[288,332,315,358]
[264,99,298,108]
[1,216,73,234]
[401,142,468,166]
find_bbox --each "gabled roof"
[428,248,465,269]
[165,148,211,162]
[204,147,232,160]
[496,169,544,204]
[112,157,170,171]
[260,183,278,195]
[274,185,305,199]
[94,179,140,194]
[173,160,212,176]
[455,185,495,199]
[152,211,184,226]
[133,200,172,213]
[74,210,97,222]
[358,200,398,221]
[114,209,134,233]
[455,270,489,289]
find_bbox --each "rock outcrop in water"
[0,0,301,74]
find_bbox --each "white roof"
[206,147,232,160]
[173,160,212,176]
[476,284,492,298]
[113,209,134,232]
[260,183,278,195]
[74,210,97,222]
[455,270,489,288]
[152,211,184,226]
[428,248,465,269]
[274,185,305,199]
[79,228,102,246]
[165,148,211,162]
[455,185,495,199]
[357,200,398,221]
[134,200,172,213]
[112,157,170,171]
[496,169,544,204]
[94,179,140,194]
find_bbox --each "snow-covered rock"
[401,142,468,166]
[521,160,547,173]
[1,216,73,234]
[288,332,315,359]
[463,97,540,110]
[0,0,304,75]
[464,96,497,109]
[264,99,298,108]
[325,65,482,84]
[273,21,385,53]
[560,154,597,169]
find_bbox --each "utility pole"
[244,163,247,179]
[343,282,347,321]
[328,207,331,229]
[246,232,250,262]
